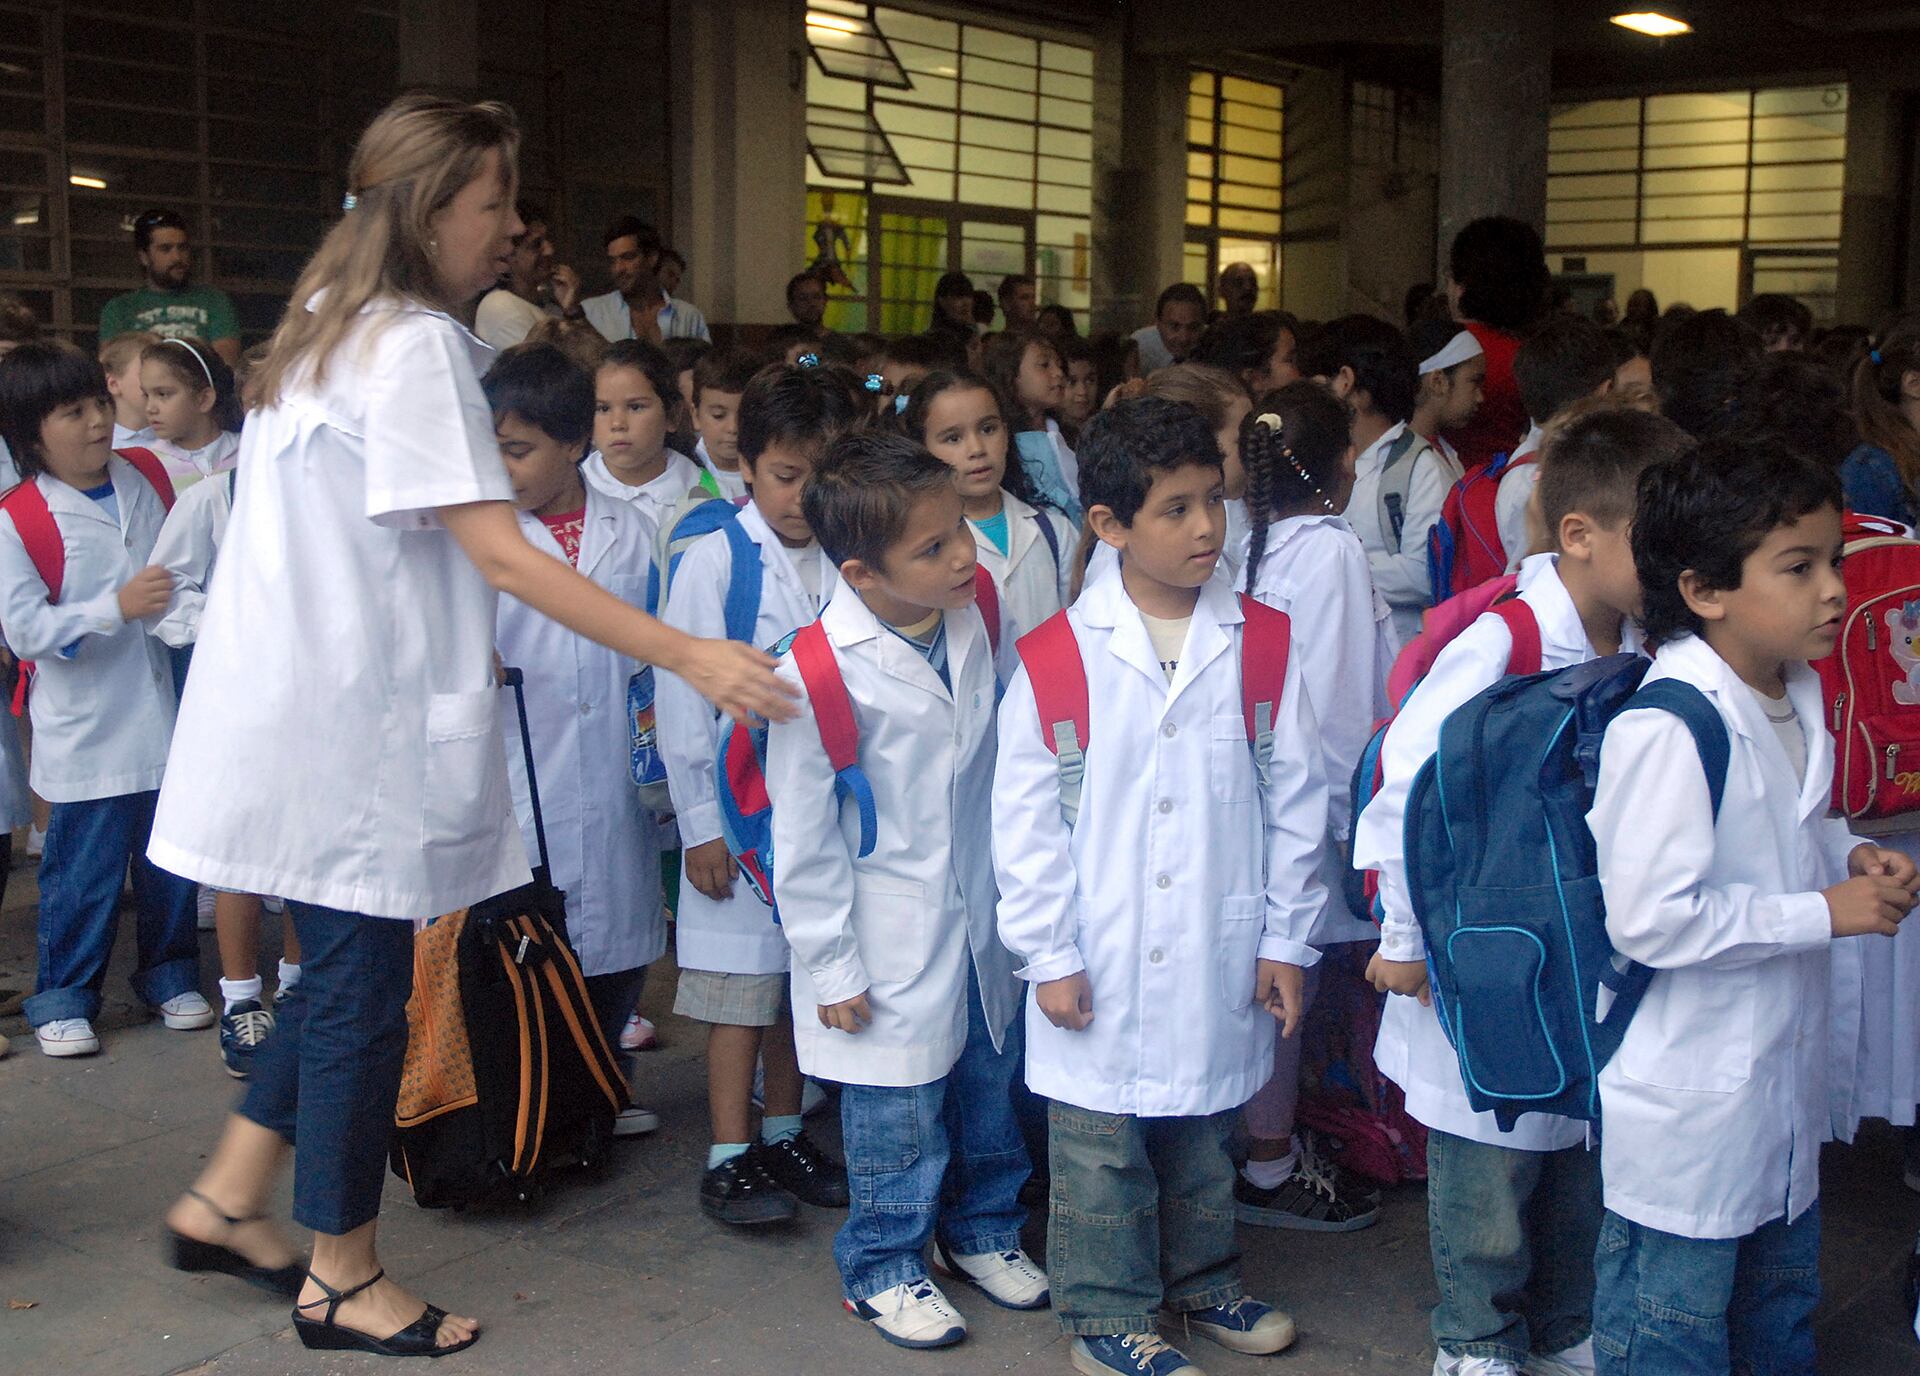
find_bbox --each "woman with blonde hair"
[152,92,791,1358]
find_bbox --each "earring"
[428,239,438,257]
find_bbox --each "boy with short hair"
[994,397,1328,1376]
[765,431,1045,1350]
[1496,316,1618,571]
[1356,407,1695,1376]
[99,330,158,449]
[483,342,666,1139]
[689,348,760,501]
[658,363,863,1226]
[1588,437,1917,1374]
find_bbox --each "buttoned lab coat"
[0,460,177,802]
[1590,633,1865,1240]
[970,491,1076,638]
[147,464,234,649]
[992,563,1330,1118]
[766,579,1022,1088]
[496,491,665,978]
[659,501,837,976]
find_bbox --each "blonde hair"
[254,93,520,407]
[99,329,158,375]
[525,315,609,374]
[1142,362,1249,431]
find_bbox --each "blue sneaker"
[218,1000,275,1079]
[1174,1297,1296,1355]
[1070,1333,1203,1376]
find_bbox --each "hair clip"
[863,372,885,393]
[1872,348,1885,365]
[1254,412,1282,430]
[796,352,821,369]
[893,393,909,414]
[341,192,358,211]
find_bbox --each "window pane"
[963,27,1035,66]
[962,82,1036,123]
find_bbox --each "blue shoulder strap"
[1623,680,1731,819]
[1033,508,1063,573]
[717,516,762,644]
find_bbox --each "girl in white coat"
[905,369,1076,631]
[0,342,201,1058]
[584,337,709,545]
[149,95,791,1361]
[1589,441,1916,1375]
[1233,383,1390,1232]
[140,335,241,494]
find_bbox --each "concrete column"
[1089,25,1186,336]
[1836,65,1909,327]
[1437,0,1550,278]
[397,0,479,92]
[1279,66,1349,321]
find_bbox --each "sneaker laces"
[899,1280,958,1322]
[228,1008,273,1048]
[1121,1332,1180,1368]
[41,1017,89,1038]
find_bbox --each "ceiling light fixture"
[1610,12,1693,38]
[68,174,107,189]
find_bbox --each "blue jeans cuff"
[845,1260,932,1304]
[23,986,100,1026]
[131,955,200,1009]
[938,1228,1023,1259]
[1060,1314,1162,1337]
[1165,1280,1246,1315]
[1445,1341,1532,1367]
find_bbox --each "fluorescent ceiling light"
[68,174,106,189]
[1611,12,1693,37]
[806,12,861,34]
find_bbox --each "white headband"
[162,337,215,389]
[1419,329,1483,375]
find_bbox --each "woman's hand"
[671,635,798,726]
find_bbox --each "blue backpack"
[1403,654,1729,1129]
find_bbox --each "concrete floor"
[1,869,1917,1375]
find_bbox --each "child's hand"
[1255,960,1307,1037]
[1035,972,1094,1031]
[1849,843,1920,891]
[817,992,871,1034]
[117,565,171,620]
[1824,874,1916,938]
[1366,950,1431,1006]
[684,838,738,901]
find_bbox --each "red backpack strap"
[788,620,876,857]
[1491,598,1542,677]
[1237,594,1292,789]
[114,447,176,512]
[973,564,1000,652]
[0,479,62,716]
[1015,609,1089,827]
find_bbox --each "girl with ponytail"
[1841,312,1920,526]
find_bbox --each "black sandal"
[291,1269,478,1358]
[165,1188,304,1298]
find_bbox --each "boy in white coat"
[1588,437,1917,1375]
[1357,408,1693,1376]
[482,344,666,1139]
[659,363,862,1225]
[0,343,206,1057]
[1495,317,1616,571]
[765,431,1045,1351]
[994,398,1325,1376]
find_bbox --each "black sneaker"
[1234,1140,1381,1232]
[699,1151,798,1226]
[755,1132,851,1208]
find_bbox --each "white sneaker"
[619,1013,657,1051]
[35,1017,99,1057]
[613,1104,660,1137]
[157,991,217,1030]
[932,1239,1050,1309]
[1434,1353,1522,1376]
[26,823,43,858]
[196,886,217,931]
[1523,1338,1595,1376]
[844,1278,967,1349]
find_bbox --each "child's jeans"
[1592,1204,1819,1376]
[834,968,1030,1302]
[1047,1103,1243,1336]
[1427,1128,1601,1366]
[584,965,647,1081]
[25,790,199,1026]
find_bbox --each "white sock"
[1242,1141,1301,1190]
[219,976,263,1012]
[277,960,301,990]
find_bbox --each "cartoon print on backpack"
[1888,599,1920,706]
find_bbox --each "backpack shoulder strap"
[788,620,877,858]
[1624,679,1731,820]
[718,516,762,645]
[1,479,63,602]
[1376,427,1427,551]
[1032,507,1063,573]
[1491,598,1542,677]
[973,564,1000,652]
[1237,594,1292,789]
[1015,609,1089,827]
[114,447,176,512]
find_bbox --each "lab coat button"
[1156,798,1173,814]
[580,702,591,716]
[1161,722,1177,738]
[1155,874,1171,890]
[1149,948,1165,964]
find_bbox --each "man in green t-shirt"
[98,208,241,365]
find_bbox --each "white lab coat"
[691,438,748,501]
[1831,830,1920,1136]
[659,501,837,976]
[766,579,1022,1088]
[1495,423,1544,574]
[474,288,549,351]
[150,429,239,495]
[1244,513,1392,946]
[1589,633,1863,1240]
[1352,554,1599,1150]
[0,461,177,803]
[496,492,665,977]
[149,298,528,919]
[971,492,1075,637]
[583,446,714,582]
[147,466,235,649]
[1345,420,1461,652]
[992,562,1330,1117]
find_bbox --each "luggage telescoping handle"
[500,667,551,875]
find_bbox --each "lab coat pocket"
[848,873,929,985]
[1616,967,1754,1093]
[1209,716,1254,804]
[1217,894,1263,1011]
[422,689,501,849]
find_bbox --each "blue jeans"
[1428,1128,1601,1365]
[1593,1205,1820,1376]
[834,969,1030,1301]
[25,790,198,1026]
[239,903,413,1235]
[1047,1104,1243,1336]
[584,965,647,1082]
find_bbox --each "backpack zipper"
[1888,742,1902,781]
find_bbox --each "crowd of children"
[4,180,1920,1376]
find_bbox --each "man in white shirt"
[474,200,580,351]
[1129,283,1207,375]
[581,216,711,345]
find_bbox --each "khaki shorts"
[672,968,788,1027]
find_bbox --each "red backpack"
[1,447,176,714]
[1815,512,1920,822]
[1427,450,1534,603]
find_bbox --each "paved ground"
[1,867,1917,1375]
